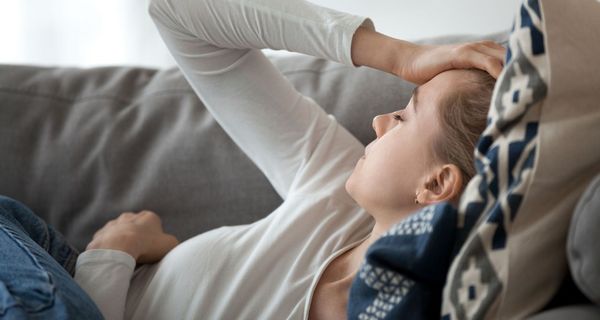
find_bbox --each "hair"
[433,69,496,189]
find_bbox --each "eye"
[393,113,404,121]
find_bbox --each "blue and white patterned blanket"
[348,0,550,318]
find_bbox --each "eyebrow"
[412,86,420,114]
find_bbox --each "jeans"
[0,195,103,319]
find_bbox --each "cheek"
[363,157,408,194]
[346,155,411,208]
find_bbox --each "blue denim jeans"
[0,195,103,319]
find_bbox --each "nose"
[372,113,394,138]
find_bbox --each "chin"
[345,175,363,204]
[345,161,362,192]
[344,175,369,210]
[344,175,354,198]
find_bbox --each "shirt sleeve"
[74,249,136,320]
[148,0,374,199]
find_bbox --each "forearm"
[74,249,136,320]
[350,25,507,83]
[350,26,415,75]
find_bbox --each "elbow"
[147,0,176,24]
[147,0,163,21]
[147,0,198,28]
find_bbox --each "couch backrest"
[0,32,507,251]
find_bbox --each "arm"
[148,0,374,199]
[74,249,136,320]
[148,0,505,199]
[350,26,506,83]
[76,2,370,316]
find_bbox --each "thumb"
[155,234,180,256]
[139,234,180,264]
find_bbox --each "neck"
[326,205,421,311]
[344,206,420,278]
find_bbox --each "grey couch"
[0,32,598,319]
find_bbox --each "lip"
[364,140,376,158]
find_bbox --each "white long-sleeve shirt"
[74,0,376,319]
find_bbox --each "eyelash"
[393,113,404,121]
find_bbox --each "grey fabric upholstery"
[0,32,506,251]
[568,173,600,305]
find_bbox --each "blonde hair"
[434,69,496,188]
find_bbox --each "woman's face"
[345,70,461,219]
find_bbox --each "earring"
[414,198,420,205]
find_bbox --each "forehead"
[417,70,471,104]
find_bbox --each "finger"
[479,40,505,50]
[118,212,140,223]
[139,210,158,217]
[452,47,504,79]
[164,234,180,249]
[138,210,162,224]
[155,233,177,246]
[139,234,180,264]
[476,53,503,79]
[156,234,180,258]
[474,44,506,64]
[487,60,504,79]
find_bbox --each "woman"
[0,0,504,319]
[74,0,503,318]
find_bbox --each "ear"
[416,164,463,205]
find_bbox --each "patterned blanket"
[348,0,600,319]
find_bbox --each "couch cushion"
[0,32,506,251]
[528,305,600,320]
[569,173,600,305]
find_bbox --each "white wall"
[311,0,519,40]
[0,1,175,68]
[0,0,520,68]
